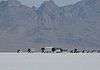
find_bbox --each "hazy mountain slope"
[34,0,80,48]
[60,0,100,48]
[0,0,38,51]
[0,0,100,51]
[35,0,100,49]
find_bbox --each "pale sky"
[0,0,81,7]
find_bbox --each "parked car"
[43,47,53,53]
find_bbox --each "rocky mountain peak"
[40,0,58,9]
[37,0,59,15]
[7,0,21,6]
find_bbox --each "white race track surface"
[0,53,100,70]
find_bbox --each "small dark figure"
[41,48,45,53]
[17,49,20,53]
[74,49,78,53]
[52,48,56,53]
[70,50,74,53]
[91,50,96,53]
[82,50,85,53]
[60,48,63,53]
[27,48,31,53]
[82,50,89,53]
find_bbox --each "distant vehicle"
[27,48,31,53]
[17,49,23,53]
[43,47,53,53]
[17,49,21,53]
[41,47,63,53]
[41,48,45,53]
[55,48,63,53]
[17,48,37,53]
[55,48,62,53]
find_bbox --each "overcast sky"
[0,0,81,7]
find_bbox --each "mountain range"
[0,0,100,51]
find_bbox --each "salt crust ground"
[0,53,100,70]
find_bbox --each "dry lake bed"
[0,53,100,70]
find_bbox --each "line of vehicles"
[17,47,64,53]
[17,47,100,53]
